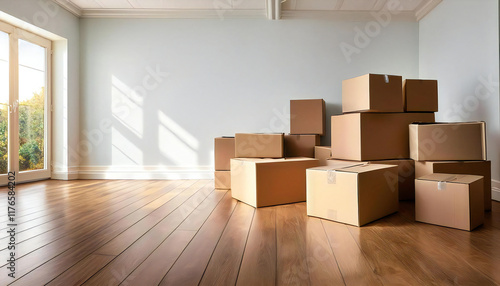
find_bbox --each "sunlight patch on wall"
[158,110,199,166]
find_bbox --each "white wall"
[419,0,499,187]
[78,17,419,178]
[0,0,80,178]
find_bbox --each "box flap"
[308,163,396,174]
[417,173,483,184]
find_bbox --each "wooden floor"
[0,179,499,286]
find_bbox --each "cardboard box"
[415,161,491,211]
[342,74,403,113]
[415,173,484,231]
[331,113,435,161]
[328,159,415,201]
[403,79,438,112]
[214,171,231,190]
[284,134,320,158]
[214,137,235,171]
[235,133,284,158]
[409,122,487,161]
[231,157,319,207]
[306,162,399,226]
[290,99,326,135]
[315,146,332,166]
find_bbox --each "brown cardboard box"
[214,171,231,190]
[328,159,415,201]
[342,74,403,113]
[415,161,491,211]
[231,157,319,207]
[214,137,235,171]
[306,163,399,226]
[290,99,326,135]
[331,112,435,161]
[403,79,438,112]
[415,173,484,231]
[284,134,320,158]
[409,122,487,161]
[315,146,332,166]
[235,133,284,158]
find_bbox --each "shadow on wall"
[110,75,199,167]
[322,102,342,146]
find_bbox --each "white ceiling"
[53,0,442,20]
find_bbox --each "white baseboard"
[77,165,213,180]
[492,180,500,202]
[52,166,79,180]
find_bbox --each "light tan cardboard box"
[235,133,284,158]
[314,146,332,166]
[290,99,326,135]
[415,161,491,211]
[214,137,235,171]
[331,112,435,161]
[342,74,403,113]
[409,122,486,161]
[231,157,319,208]
[403,79,438,112]
[328,159,415,201]
[306,162,399,226]
[415,173,484,231]
[214,171,231,190]
[284,134,320,158]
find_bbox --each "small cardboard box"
[415,161,491,211]
[214,171,231,190]
[315,146,332,166]
[235,133,284,158]
[342,74,403,113]
[415,173,484,231]
[231,157,319,208]
[290,99,326,135]
[307,162,399,226]
[409,122,487,161]
[403,79,438,112]
[214,137,235,171]
[327,159,415,201]
[331,112,435,161]
[284,134,320,158]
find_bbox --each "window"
[0,21,51,185]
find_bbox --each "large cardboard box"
[284,134,320,158]
[415,161,491,211]
[409,122,487,161]
[290,99,326,135]
[403,79,438,112]
[415,173,484,231]
[214,137,235,171]
[235,133,284,158]
[214,171,231,190]
[327,159,415,201]
[315,146,332,166]
[331,112,435,161]
[342,74,403,113]
[307,162,399,226]
[231,157,319,207]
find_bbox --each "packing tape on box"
[327,170,337,184]
[437,181,446,191]
[384,75,389,83]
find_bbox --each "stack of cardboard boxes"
[213,73,491,231]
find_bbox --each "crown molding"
[53,0,82,17]
[415,0,442,21]
[80,8,266,19]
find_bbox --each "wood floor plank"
[236,207,276,286]
[159,190,238,286]
[321,220,384,286]
[199,202,255,286]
